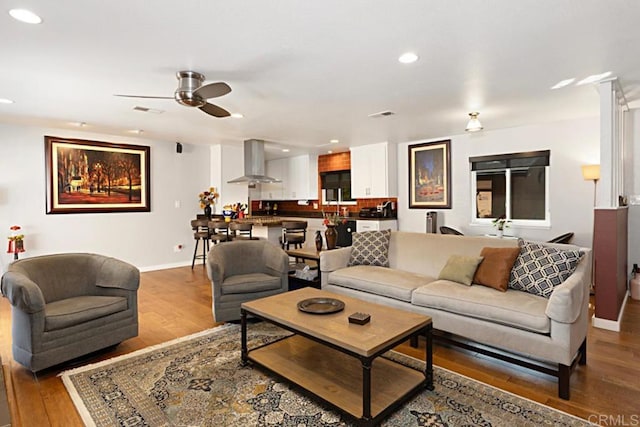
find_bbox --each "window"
[470,150,549,226]
[321,170,355,204]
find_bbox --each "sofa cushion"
[438,255,484,286]
[347,230,391,267]
[412,280,550,333]
[509,240,584,298]
[222,273,282,295]
[45,295,128,332]
[328,266,433,302]
[473,246,521,291]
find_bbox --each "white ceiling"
[1,1,639,158]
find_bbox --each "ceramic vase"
[314,230,323,251]
[325,225,338,250]
[204,204,212,219]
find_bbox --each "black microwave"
[321,170,354,203]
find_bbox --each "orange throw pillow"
[473,247,521,292]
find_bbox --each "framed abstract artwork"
[45,136,151,214]
[408,139,451,209]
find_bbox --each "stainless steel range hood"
[227,139,282,184]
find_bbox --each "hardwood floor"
[1,266,638,426]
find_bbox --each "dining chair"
[439,226,464,236]
[547,232,574,244]
[280,221,308,250]
[191,218,211,268]
[229,222,255,240]
[208,220,231,245]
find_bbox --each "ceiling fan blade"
[114,94,173,99]
[193,82,231,99]
[199,102,231,118]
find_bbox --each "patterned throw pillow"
[347,230,392,267]
[508,239,584,298]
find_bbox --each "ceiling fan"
[115,71,232,117]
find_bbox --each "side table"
[285,248,322,290]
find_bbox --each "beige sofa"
[320,232,590,400]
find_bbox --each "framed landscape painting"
[45,136,151,214]
[408,139,451,209]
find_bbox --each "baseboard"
[138,260,193,272]
[592,292,629,332]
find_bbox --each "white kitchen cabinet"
[350,142,397,198]
[285,155,318,200]
[262,155,318,200]
[261,158,286,200]
[356,219,398,232]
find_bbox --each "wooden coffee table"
[241,288,433,426]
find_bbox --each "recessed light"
[0,98,14,104]
[550,78,576,90]
[398,52,418,64]
[576,72,612,86]
[231,113,244,118]
[9,8,42,24]
[330,139,339,144]
[129,129,143,135]
[282,148,290,153]
[327,150,333,154]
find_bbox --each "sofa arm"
[320,247,352,274]
[0,271,46,313]
[546,251,590,323]
[95,256,140,291]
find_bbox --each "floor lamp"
[582,164,600,293]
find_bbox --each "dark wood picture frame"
[408,139,451,209]
[45,136,151,214]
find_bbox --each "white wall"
[627,108,640,269]
[210,144,249,213]
[0,123,211,273]
[397,117,600,248]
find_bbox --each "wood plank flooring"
[1,266,638,426]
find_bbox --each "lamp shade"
[581,164,600,181]
[465,112,483,132]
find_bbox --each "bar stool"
[280,221,308,250]
[209,220,231,245]
[229,222,255,240]
[191,219,210,269]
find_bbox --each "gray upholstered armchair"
[0,253,139,371]
[207,240,289,322]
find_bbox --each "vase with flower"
[199,187,219,219]
[492,215,511,238]
[7,225,25,260]
[323,212,346,250]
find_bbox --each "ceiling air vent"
[133,106,164,114]
[368,110,395,118]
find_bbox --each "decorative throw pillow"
[347,230,392,267]
[473,246,522,292]
[438,255,484,286]
[509,239,584,298]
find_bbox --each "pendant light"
[465,112,483,132]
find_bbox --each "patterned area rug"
[61,323,593,427]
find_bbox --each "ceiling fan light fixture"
[465,112,483,132]
[9,8,42,24]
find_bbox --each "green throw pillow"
[438,255,484,286]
